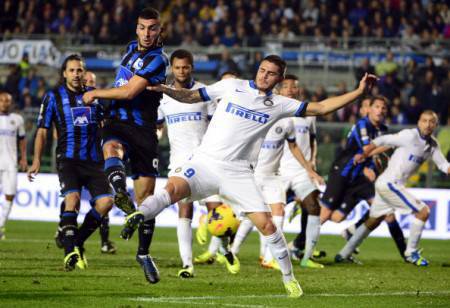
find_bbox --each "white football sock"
[138,189,171,220]
[263,215,284,262]
[208,236,222,255]
[302,215,320,262]
[264,228,294,282]
[406,217,425,256]
[259,232,266,258]
[0,200,13,228]
[339,224,371,258]
[231,218,253,255]
[177,217,193,267]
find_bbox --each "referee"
[28,54,114,271]
[82,7,168,284]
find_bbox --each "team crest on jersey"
[263,98,274,106]
[133,58,144,70]
[275,126,283,134]
[175,167,182,173]
[71,107,92,126]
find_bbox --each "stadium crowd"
[1,1,450,47]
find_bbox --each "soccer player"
[125,55,377,297]
[340,97,407,260]
[157,49,223,278]
[277,75,325,268]
[28,54,114,271]
[320,96,388,226]
[0,91,27,239]
[54,70,117,254]
[82,7,168,284]
[336,110,450,265]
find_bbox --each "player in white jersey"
[277,75,325,269]
[123,55,377,297]
[157,49,224,278]
[336,110,450,266]
[0,91,27,239]
[229,116,322,269]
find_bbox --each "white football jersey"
[279,116,316,172]
[0,113,25,170]
[158,81,216,169]
[196,79,307,166]
[255,118,295,175]
[373,128,450,185]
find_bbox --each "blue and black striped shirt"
[109,41,168,129]
[335,116,387,181]
[37,85,103,162]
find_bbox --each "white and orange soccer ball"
[207,204,240,237]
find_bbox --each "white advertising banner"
[0,40,62,67]
[3,173,450,239]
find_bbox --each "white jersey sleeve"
[431,142,450,174]
[198,79,235,102]
[157,104,165,125]
[207,100,217,120]
[372,129,412,148]
[16,114,26,138]
[280,96,308,118]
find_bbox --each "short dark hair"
[219,71,239,79]
[283,74,298,81]
[262,55,286,77]
[138,7,160,20]
[60,54,84,84]
[170,49,193,66]
[370,95,388,106]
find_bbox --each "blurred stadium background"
[1,0,449,189]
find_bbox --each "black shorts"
[321,169,374,216]
[57,159,112,200]
[102,120,159,179]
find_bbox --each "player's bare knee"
[95,197,113,216]
[416,207,429,221]
[331,211,345,223]
[206,202,221,211]
[259,220,276,236]
[103,141,124,159]
[384,213,396,223]
[166,177,190,202]
[270,203,284,216]
[366,216,383,230]
[5,195,14,202]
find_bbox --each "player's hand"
[353,153,366,165]
[146,84,164,92]
[308,170,325,186]
[19,158,28,172]
[310,159,317,171]
[363,167,376,182]
[358,73,378,93]
[82,91,96,105]
[27,160,41,182]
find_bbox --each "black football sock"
[387,219,407,259]
[355,211,370,229]
[61,211,78,255]
[137,219,155,256]
[76,208,102,248]
[99,214,110,245]
[293,210,308,250]
[104,157,127,194]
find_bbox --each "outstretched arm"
[27,128,48,181]
[305,73,377,116]
[147,84,203,104]
[83,75,148,104]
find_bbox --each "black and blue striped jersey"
[37,85,103,162]
[109,41,168,129]
[334,116,387,182]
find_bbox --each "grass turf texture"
[0,220,449,307]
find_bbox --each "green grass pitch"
[0,220,449,307]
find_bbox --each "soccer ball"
[207,204,240,237]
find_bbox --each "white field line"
[133,290,450,304]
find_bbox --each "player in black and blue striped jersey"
[82,7,168,284]
[28,54,114,271]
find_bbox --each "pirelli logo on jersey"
[225,103,269,124]
[166,112,202,124]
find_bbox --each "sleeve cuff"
[198,88,211,102]
[295,102,308,117]
[156,119,165,125]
